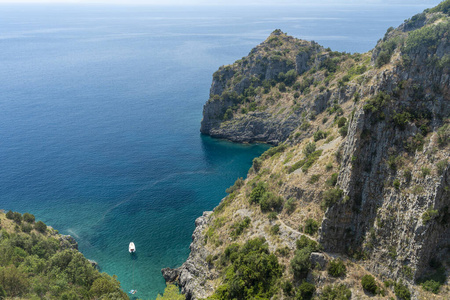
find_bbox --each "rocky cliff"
[199,29,324,145]
[165,2,450,299]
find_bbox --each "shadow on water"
[200,134,271,169]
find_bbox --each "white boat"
[129,242,136,253]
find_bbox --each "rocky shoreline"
[162,212,216,300]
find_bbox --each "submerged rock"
[88,259,99,269]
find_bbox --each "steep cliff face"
[162,212,216,300]
[320,10,450,281]
[166,3,450,299]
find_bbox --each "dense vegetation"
[156,284,185,300]
[361,274,378,294]
[0,211,127,299]
[207,238,282,300]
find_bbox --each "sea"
[0,3,438,299]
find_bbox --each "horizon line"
[0,1,437,7]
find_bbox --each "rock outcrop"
[162,212,216,300]
[59,234,78,250]
[200,30,323,144]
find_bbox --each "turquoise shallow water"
[0,3,438,299]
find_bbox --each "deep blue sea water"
[0,3,438,299]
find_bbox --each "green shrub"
[230,217,251,238]
[421,167,431,177]
[252,157,263,172]
[393,112,412,129]
[327,104,343,115]
[297,282,315,300]
[401,265,413,280]
[284,70,298,85]
[213,238,282,299]
[22,213,35,224]
[0,265,29,297]
[5,211,13,220]
[268,212,278,221]
[394,281,411,300]
[12,212,22,224]
[363,92,390,114]
[421,280,441,294]
[296,235,321,252]
[308,174,321,184]
[320,284,351,300]
[282,281,293,296]
[260,192,284,212]
[328,258,346,277]
[21,223,33,233]
[361,275,378,294]
[403,168,412,182]
[422,208,439,224]
[0,285,5,299]
[437,124,449,146]
[375,37,402,68]
[285,198,297,214]
[302,150,322,173]
[276,246,290,257]
[326,173,338,187]
[436,159,448,175]
[388,246,397,259]
[270,224,280,235]
[89,277,117,298]
[249,182,266,204]
[339,123,349,137]
[304,218,319,235]
[226,178,244,194]
[34,221,47,233]
[314,130,327,142]
[320,57,340,73]
[279,82,287,92]
[223,108,233,120]
[303,142,316,157]
[326,135,335,143]
[384,280,394,288]
[417,262,446,294]
[300,122,311,131]
[288,150,323,173]
[261,144,287,159]
[376,50,391,67]
[156,284,185,300]
[387,155,403,171]
[291,247,312,279]
[393,179,400,190]
[337,117,347,128]
[321,188,343,210]
[404,133,424,153]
